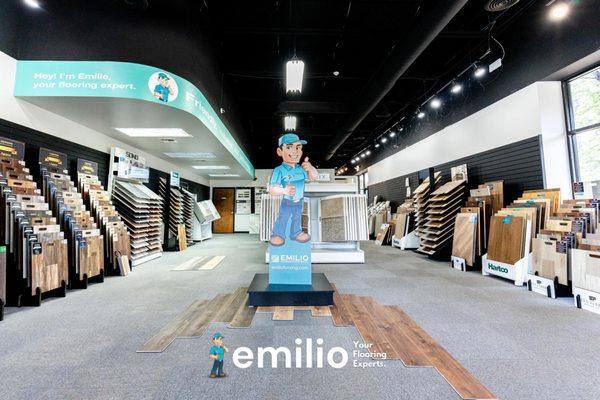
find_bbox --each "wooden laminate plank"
[228,296,257,328]
[386,306,497,400]
[180,294,230,337]
[356,296,396,359]
[199,256,226,270]
[137,300,208,353]
[213,287,248,322]
[272,307,294,320]
[487,215,526,264]
[330,284,354,327]
[343,295,385,356]
[310,306,332,317]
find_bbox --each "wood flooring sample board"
[487,215,525,265]
[452,213,477,266]
[571,249,600,292]
[532,238,568,285]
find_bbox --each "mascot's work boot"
[292,232,311,243]
[219,373,228,378]
[269,235,285,246]
[209,374,217,378]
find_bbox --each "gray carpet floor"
[1,234,599,400]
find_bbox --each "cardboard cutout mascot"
[267,133,318,285]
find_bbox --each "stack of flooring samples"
[112,179,163,266]
[463,181,503,257]
[451,212,478,266]
[417,179,466,256]
[0,157,68,305]
[41,167,104,286]
[192,200,220,241]
[158,177,167,221]
[367,201,391,236]
[180,188,195,246]
[320,194,369,242]
[572,248,600,294]
[168,187,185,239]
[394,199,416,239]
[259,195,309,241]
[413,172,441,238]
[78,172,131,276]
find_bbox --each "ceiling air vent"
[484,0,520,12]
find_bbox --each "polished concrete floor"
[1,234,599,400]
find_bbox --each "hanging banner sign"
[0,136,25,160]
[39,147,68,170]
[13,60,254,178]
[77,158,99,176]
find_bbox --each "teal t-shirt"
[210,345,225,362]
[269,163,308,202]
[154,84,170,102]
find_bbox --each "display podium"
[247,273,334,306]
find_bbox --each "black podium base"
[247,273,334,307]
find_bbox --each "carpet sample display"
[320,194,369,242]
[112,180,163,266]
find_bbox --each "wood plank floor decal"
[137,285,496,399]
[171,256,225,271]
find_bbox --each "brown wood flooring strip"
[213,287,248,322]
[330,284,355,327]
[310,306,331,317]
[272,307,294,321]
[228,296,257,329]
[179,294,230,338]
[385,306,497,400]
[356,297,397,360]
[137,300,208,353]
[379,305,430,367]
[343,295,385,356]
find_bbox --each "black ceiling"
[6,0,560,170]
[190,0,537,169]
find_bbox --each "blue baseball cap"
[278,133,307,147]
[158,72,169,80]
[213,332,224,340]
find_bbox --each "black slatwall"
[0,118,209,198]
[368,136,545,210]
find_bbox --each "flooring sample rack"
[417,179,466,257]
[39,153,104,288]
[260,177,368,263]
[78,163,131,276]
[112,178,163,266]
[0,143,68,308]
[192,200,219,241]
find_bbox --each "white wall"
[209,169,272,190]
[367,82,573,198]
[0,51,208,186]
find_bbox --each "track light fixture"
[351,159,356,164]
[375,143,380,148]
[381,137,388,143]
[430,98,442,109]
[474,65,487,79]
[548,1,570,21]
[389,131,396,138]
[366,150,371,156]
[450,82,463,94]
[24,0,40,8]
[417,111,425,119]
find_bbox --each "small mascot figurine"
[268,133,318,246]
[209,332,228,378]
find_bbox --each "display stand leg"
[0,299,4,321]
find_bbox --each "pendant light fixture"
[286,57,305,93]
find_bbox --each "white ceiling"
[22,96,253,179]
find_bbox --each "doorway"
[213,188,235,233]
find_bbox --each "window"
[358,172,369,197]
[565,65,600,182]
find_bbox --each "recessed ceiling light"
[24,0,40,8]
[115,128,191,137]
[209,173,240,177]
[381,137,388,143]
[417,111,426,119]
[333,71,340,76]
[430,98,442,109]
[192,165,231,170]
[164,152,216,159]
[549,2,570,21]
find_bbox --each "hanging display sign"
[77,158,99,176]
[39,147,68,170]
[13,60,254,178]
[111,147,150,182]
[170,171,180,187]
[0,136,25,160]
